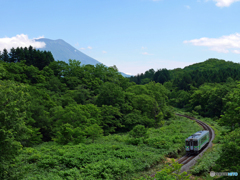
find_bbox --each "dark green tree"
[0,80,32,179]
[2,49,9,62]
[9,48,17,63]
[213,128,240,174]
[96,82,125,108]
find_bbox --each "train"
[185,130,209,154]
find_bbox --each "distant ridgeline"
[129,58,240,90]
[0,46,54,70]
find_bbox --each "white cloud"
[34,35,45,40]
[141,46,147,49]
[80,47,85,50]
[213,0,240,7]
[125,72,132,75]
[184,33,240,54]
[75,42,79,47]
[185,5,191,9]
[87,46,92,49]
[232,50,240,54]
[102,51,107,54]
[0,34,46,52]
[142,52,154,55]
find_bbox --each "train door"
[190,140,194,151]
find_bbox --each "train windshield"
[186,141,189,146]
[194,141,198,146]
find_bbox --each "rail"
[150,113,215,178]
[175,113,215,173]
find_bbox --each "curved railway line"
[175,113,215,173]
[150,113,215,178]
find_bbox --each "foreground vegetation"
[5,115,201,179]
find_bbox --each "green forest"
[0,47,239,179]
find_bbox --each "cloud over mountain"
[0,34,46,51]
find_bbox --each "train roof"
[185,130,209,141]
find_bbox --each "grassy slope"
[14,115,202,180]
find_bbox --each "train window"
[186,141,189,146]
[202,135,206,142]
[200,134,208,145]
[194,141,198,146]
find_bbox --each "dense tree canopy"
[0,47,171,179]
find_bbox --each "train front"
[185,138,199,154]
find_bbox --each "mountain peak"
[35,38,101,66]
[35,38,131,77]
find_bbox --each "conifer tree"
[9,48,17,63]
[2,49,9,62]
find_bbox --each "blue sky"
[1,0,240,75]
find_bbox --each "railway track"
[150,113,215,178]
[175,113,214,172]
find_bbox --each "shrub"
[129,125,149,139]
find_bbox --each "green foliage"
[146,118,202,153]
[0,62,7,79]
[153,68,171,84]
[129,125,149,139]
[122,110,155,131]
[1,46,54,70]
[138,159,191,180]
[0,80,32,179]
[156,159,191,180]
[14,142,165,179]
[190,145,222,175]
[213,128,240,173]
[54,123,84,145]
[24,126,43,147]
[187,83,231,118]
[54,123,87,145]
[130,58,240,90]
[126,82,169,126]
[141,78,151,84]
[4,54,240,179]
[219,82,240,130]
[48,60,68,78]
[5,114,203,179]
[85,124,103,142]
[100,105,123,135]
[127,125,149,145]
[170,90,190,108]
[44,75,67,93]
[96,82,125,108]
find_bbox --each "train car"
[185,130,209,154]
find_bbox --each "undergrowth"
[12,115,202,180]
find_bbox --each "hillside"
[130,58,240,88]
[182,58,240,71]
